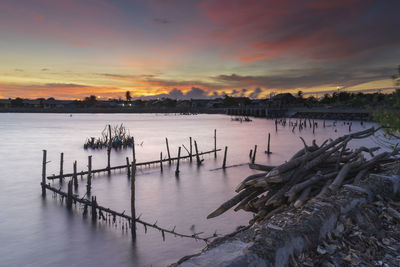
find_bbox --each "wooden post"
[313,121,315,134]
[59,152,64,182]
[73,161,78,189]
[222,146,228,169]
[175,147,181,176]
[166,138,171,165]
[107,125,112,175]
[249,149,253,159]
[91,196,97,222]
[131,160,136,240]
[189,137,193,162]
[323,120,326,128]
[214,129,217,158]
[275,120,278,132]
[87,156,92,195]
[160,152,163,172]
[41,150,47,196]
[132,137,136,163]
[266,133,271,154]
[126,157,131,178]
[194,140,201,165]
[252,145,257,164]
[67,180,73,209]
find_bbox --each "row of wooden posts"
[41,130,224,242]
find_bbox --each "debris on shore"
[207,127,399,225]
[84,124,135,150]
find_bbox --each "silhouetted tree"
[126,91,132,101]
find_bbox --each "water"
[0,113,379,266]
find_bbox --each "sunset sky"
[0,0,399,100]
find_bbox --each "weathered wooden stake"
[87,156,92,195]
[275,120,278,132]
[194,140,201,165]
[166,137,171,165]
[91,196,97,222]
[189,137,193,162]
[126,157,131,178]
[313,122,315,134]
[175,147,181,176]
[214,129,217,158]
[41,150,47,196]
[323,120,326,128]
[160,152,163,172]
[249,149,253,159]
[252,145,257,164]
[107,125,112,175]
[132,137,136,163]
[131,160,137,240]
[59,152,64,182]
[73,161,78,189]
[67,180,73,209]
[222,146,228,169]
[266,133,271,154]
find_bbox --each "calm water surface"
[0,113,378,266]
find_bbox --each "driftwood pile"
[207,127,399,224]
[84,124,135,150]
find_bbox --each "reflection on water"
[0,113,378,266]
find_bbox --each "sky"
[0,0,399,100]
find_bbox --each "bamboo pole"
[222,146,228,169]
[87,156,92,195]
[214,129,217,158]
[126,157,131,178]
[160,152,163,172]
[47,149,222,180]
[107,125,111,175]
[41,150,47,196]
[266,133,271,154]
[91,196,97,222]
[73,161,78,189]
[67,180,73,209]
[59,152,64,182]
[194,140,201,165]
[189,137,193,162]
[175,147,181,176]
[252,145,257,164]
[132,137,136,163]
[131,160,136,240]
[166,138,171,165]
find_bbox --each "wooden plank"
[47,149,221,180]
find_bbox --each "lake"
[0,113,379,266]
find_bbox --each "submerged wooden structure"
[41,131,221,243]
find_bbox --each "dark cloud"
[168,88,184,99]
[213,66,395,90]
[139,87,210,100]
[154,18,170,24]
[41,68,49,71]
[186,87,207,99]
[249,88,262,99]
[44,83,88,88]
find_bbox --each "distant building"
[22,99,41,108]
[269,93,296,108]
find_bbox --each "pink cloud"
[199,0,393,62]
